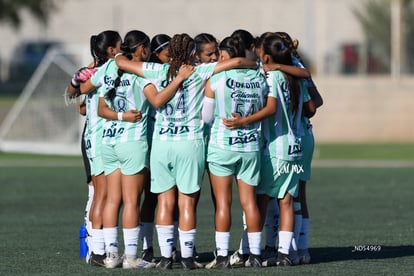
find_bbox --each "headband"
[154,41,169,52]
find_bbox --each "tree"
[0,0,56,28]
[353,0,414,73]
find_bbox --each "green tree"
[0,0,56,27]
[353,0,414,73]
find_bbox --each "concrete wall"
[0,0,363,75]
[311,76,414,143]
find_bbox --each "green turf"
[314,143,414,160]
[1,143,414,163]
[0,156,413,275]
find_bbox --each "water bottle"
[79,223,88,258]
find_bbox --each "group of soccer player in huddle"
[67,28,322,270]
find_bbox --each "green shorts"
[257,155,300,198]
[299,134,315,181]
[101,141,149,176]
[89,155,104,176]
[207,145,260,186]
[150,139,205,194]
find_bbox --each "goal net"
[0,45,89,155]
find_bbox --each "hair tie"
[280,44,287,50]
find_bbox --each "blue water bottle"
[79,224,88,258]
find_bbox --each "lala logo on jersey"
[288,143,302,155]
[102,126,125,138]
[159,122,190,135]
[229,131,257,145]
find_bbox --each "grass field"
[0,144,414,275]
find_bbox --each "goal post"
[0,45,88,156]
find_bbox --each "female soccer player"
[139,33,171,263]
[70,30,122,267]
[202,36,268,269]
[149,34,171,64]
[223,33,315,267]
[276,31,322,265]
[194,33,219,64]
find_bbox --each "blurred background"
[0,0,413,155]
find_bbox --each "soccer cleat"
[245,254,262,268]
[122,255,156,269]
[298,249,311,264]
[229,250,249,267]
[261,256,277,267]
[141,247,155,263]
[289,250,300,265]
[180,257,203,270]
[104,252,122,268]
[156,257,173,269]
[261,245,277,261]
[88,252,106,267]
[205,255,231,269]
[276,252,292,266]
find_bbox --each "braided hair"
[167,33,195,81]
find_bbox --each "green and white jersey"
[262,70,308,161]
[85,59,116,151]
[83,61,115,158]
[291,57,313,137]
[142,62,216,141]
[100,70,152,145]
[209,68,268,152]
[84,90,101,158]
[300,80,313,137]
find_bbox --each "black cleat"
[245,254,262,268]
[88,252,106,267]
[206,255,231,269]
[276,252,292,266]
[180,257,203,270]
[156,257,173,269]
[142,246,155,263]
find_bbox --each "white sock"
[247,232,262,256]
[292,202,302,251]
[278,231,293,255]
[90,228,105,255]
[298,218,310,250]
[139,222,154,250]
[173,221,179,249]
[103,227,118,254]
[264,198,279,247]
[156,225,174,258]
[84,184,94,235]
[123,227,139,256]
[238,212,249,254]
[215,231,230,257]
[179,228,196,258]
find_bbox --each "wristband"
[114,53,123,59]
[71,78,80,88]
[117,112,123,121]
